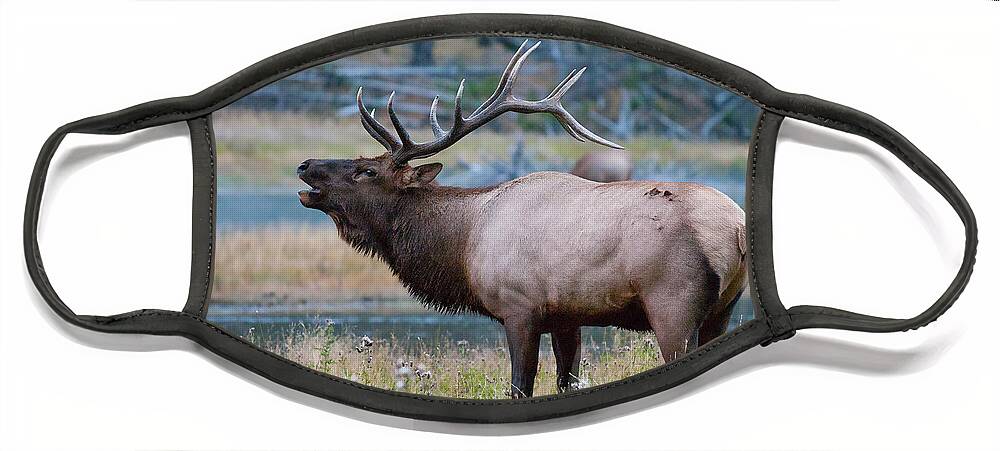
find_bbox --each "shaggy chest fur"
[339,186,492,318]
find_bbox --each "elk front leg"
[503,316,541,399]
[551,328,581,393]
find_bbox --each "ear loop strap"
[24,111,209,334]
[773,101,978,334]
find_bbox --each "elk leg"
[503,317,541,399]
[551,328,582,393]
[697,291,741,347]
[642,275,716,362]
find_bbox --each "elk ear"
[401,163,442,188]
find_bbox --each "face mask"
[25,14,977,423]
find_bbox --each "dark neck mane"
[339,185,494,317]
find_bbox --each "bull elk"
[571,149,633,182]
[297,41,746,398]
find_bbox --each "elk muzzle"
[297,158,327,209]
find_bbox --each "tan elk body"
[298,41,747,397]
[466,172,745,326]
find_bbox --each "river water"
[206,296,756,348]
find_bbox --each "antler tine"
[425,79,467,141]
[470,40,540,118]
[386,91,415,149]
[550,106,624,149]
[553,109,587,142]
[453,79,466,130]
[537,67,584,144]
[383,79,469,165]
[496,41,540,100]
[428,96,447,139]
[360,107,396,150]
[541,66,625,149]
[357,87,401,151]
[358,40,621,165]
[545,67,583,102]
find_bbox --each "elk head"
[298,40,622,230]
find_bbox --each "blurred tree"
[409,41,435,66]
[234,38,759,141]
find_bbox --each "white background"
[1,1,997,450]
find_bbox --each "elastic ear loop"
[24,115,203,334]
[778,105,978,334]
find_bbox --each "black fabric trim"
[746,112,795,345]
[23,13,977,423]
[181,117,215,318]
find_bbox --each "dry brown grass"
[211,224,407,302]
[254,324,665,399]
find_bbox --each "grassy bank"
[212,224,408,302]
[248,324,665,398]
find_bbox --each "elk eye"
[362,168,377,177]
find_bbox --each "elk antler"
[356,40,624,165]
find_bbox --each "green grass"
[247,323,666,399]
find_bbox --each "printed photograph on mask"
[207,37,760,399]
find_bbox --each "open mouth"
[298,174,323,207]
[298,188,321,206]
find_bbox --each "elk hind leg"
[697,289,741,347]
[642,273,717,362]
[551,328,582,392]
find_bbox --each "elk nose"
[297,160,312,176]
